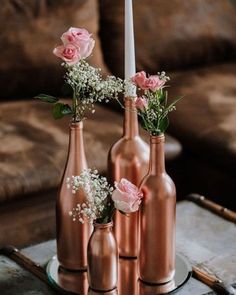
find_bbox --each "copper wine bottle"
[108,97,149,257]
[87,222,118,292]
[56,122,92,270]
[139,134,176,284]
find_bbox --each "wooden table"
[0,200,235,294]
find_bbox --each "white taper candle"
[125,0,136,97]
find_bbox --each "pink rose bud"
[112,179,143,214]
[145,75,166,91]
[61,27,95,59]
[131,71,149,90]
[135,96,148,111]
[53,43,80,65]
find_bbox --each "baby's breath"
[65,61,124,122]
[68,169,114,224]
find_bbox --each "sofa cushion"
[0,0,108,98]
[168,63,236,174]
[100,0,236,77]
[0,101,181,203]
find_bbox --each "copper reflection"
[87,222,118,292]
[56,122,92,270]
[58,266,88,294]
[138,279,176,294]
[139,135,176,284]
[88,288,118,295]
[119,258,138,295]
[108,97,149,257]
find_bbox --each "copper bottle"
[139,134,176,284]
[87,222,118,292]
[58,266,88,294]
[108,97,149,257]
[56,122,92,270]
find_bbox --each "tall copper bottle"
[56,122,92,270]
[87,222,118,292]
[139,134,176,284]
[108,97,149,257]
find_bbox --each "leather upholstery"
[0,0,108,98]
[100,0,236,77]
[167,63,236,209]
[0,101,181,203]
[169,63,236,172]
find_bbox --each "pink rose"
[112,179,142,214]
[145,75,166,91]
[53,43,80,65]
[61,27,95,59]
[131,71,149,90]
[135,96,148,111]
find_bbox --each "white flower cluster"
[157,71,170,82]
[67,169,114,224]
[64,61,124,121]
[124,79,136,97]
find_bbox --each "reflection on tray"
[58,266,88,294]
[47,254,191,294]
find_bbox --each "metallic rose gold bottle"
[108,97,149,257]
[139,134,176,284]
[87,222,118,292]
[56,122,92,270]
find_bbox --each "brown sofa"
[0,0,235,247]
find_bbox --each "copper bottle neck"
[67,121,87,166]
[149,134,166,175]
[123,97,139,139]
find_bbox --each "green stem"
[72,88,76,122]
[72,87,80,122]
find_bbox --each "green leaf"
[119,210,129,217]
[52,103,72,119]
[158,90,166,104]
[159,116,169,133]
[35,94,59,103]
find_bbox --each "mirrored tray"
[46,254,192,294]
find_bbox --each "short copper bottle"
[87,222,118,292]
[56,122,92,270]
[139,134,176,284]
[108,97,149,258]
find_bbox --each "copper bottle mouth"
[150,134,165,143]
[93,221,113,229]
[70,121,84,129]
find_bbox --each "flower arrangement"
[35,27,124,122]
[67,169,142,224]
[131,71,182,135]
